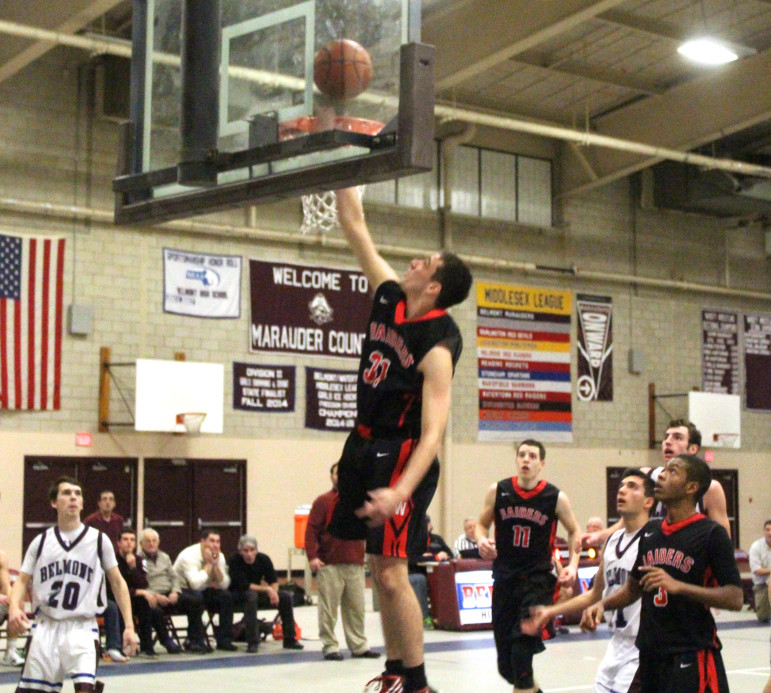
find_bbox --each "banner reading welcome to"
[477,282,572,442]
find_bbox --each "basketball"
[313,38,373,101]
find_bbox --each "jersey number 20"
[48,580,80,610]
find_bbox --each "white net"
[178,412,206,434]
[300,186,366,235]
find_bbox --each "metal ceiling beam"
[515,50,666,95]
[561,48,771,196]
[423,0,629,90]
[0,0,126,84]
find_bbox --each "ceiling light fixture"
[678,38,739,65]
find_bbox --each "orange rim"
[279,115,384,140]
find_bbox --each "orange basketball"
[313,38,373,101]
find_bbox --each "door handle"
[145,520,185,528]
[197,519,242,529]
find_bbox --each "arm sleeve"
[438,535,453,557]
[708,525,742,587]
[227,556,249,592]
[215,555,230,590]
[100,538,119,572]
[176,551,210,591]
[749,541,762,572]
[263,555,278,585]
[304,496,327,561]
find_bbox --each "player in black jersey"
[328,187,472,693]
[475,439,581,693]
[595,454,743,693]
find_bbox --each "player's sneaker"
[2,648,25,666]
[363,675,404,693]
[106,649,128,663]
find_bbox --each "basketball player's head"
[515,439,546,485]
[616,468,655,519]
[655,454,711,506]
[662,419,701,462]
[402,252,472,309]
[48,476,83,518]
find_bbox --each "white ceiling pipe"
[1,19,770,182]
[1,195,770,302]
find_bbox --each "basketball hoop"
[176,412,207,434]
[712,432,739,447]
[278,116,384,235]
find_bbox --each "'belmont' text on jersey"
[40,559,95,584]
[369,322,415,368]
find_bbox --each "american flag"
[0,234,65,410]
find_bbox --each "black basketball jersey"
[631,514,741,654]
[492,477,559,580]
[356,280,462,438]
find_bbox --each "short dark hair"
[48,476,81,502]
[668,419,702,449]
[119,529,136,541]
[621,468,655,499]
[676,454,711,503]
[330,462,339,475]
[764,519,771,529]
[433,252,472,309]
[99,490,115,499]
[517,439,545,460]
[200,528,220,540]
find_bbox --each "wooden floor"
[1,595,769,692]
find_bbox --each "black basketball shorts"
[329,429,440,559]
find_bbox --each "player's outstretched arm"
[336,187,398,291]
[702,480,731,536]
[556,491,581,583]
[638,565,743,610]
[585,519,622,547]
[475,483,498,560]
[106,566,139,656]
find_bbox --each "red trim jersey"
[356,280,462,438]
[631,514,741,653]
[492,477,559,580]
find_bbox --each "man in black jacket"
[228,534,304,653]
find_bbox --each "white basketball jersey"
[602,527,643,638]
[22,525,117,620]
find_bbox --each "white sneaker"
[106,649,127,663]
[3,649,25,666]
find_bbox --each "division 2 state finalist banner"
[477,283,572,442]
[576,294,613,401]
[250,260,370,358]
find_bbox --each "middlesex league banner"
[164,248,241,318]
[477,283,572,442]
[576,294,613,401]
[249,260,370,358]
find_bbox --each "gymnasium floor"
[1,598,768,693]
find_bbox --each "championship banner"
[249,260,370,358]
[701,309,739,394]
[305,367,358,431]
[743,313,771,411]
[233,362,295,413]
[163,248,241,318]
[477,283,572,442]
[576,294,613,401]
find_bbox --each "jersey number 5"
[48,580,80,610]
[363,351,391,388]
[653,587,668,607]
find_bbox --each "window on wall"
[366,142,552,226]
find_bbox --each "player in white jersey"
[9,477,138,693]
[522,468,654,693]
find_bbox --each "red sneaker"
[364,675,404,693]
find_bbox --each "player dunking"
[476,440,581,693]
[9,477,138,693]
[328,186,472,693]
[522,468,655,693]
[589,455,742,693]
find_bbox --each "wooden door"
[143,459,246,560]
[80,458,137,529]
[713,468,739,548]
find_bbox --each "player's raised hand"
[520,605,550,636]
[579,603,604,632]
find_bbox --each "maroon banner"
[233,362,295,413]
[249,259,370,358]
[744,313,771,411]
[701,309,739,394]
[305,367,358,431]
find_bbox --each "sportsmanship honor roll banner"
[163,248,241,318]
[477,283,572,442]
[249,260,370,358]
[576,294,613,401]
